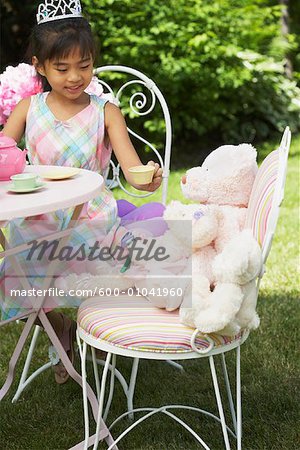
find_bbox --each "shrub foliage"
[84,0,300,146]
[1,0,300,149]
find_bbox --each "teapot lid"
[0,132,17,149]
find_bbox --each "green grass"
[0,134,299,450]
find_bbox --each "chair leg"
[76,334,118,450]
[93,352,112,450]
[236,346,242,450]
[209,356,231,450]
[221,353,237,435]
[91,347,101,400]
[88,349,138,421]
[127,357,139,420]
[103,354,117,421]
[80,341,90,450]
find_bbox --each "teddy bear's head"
[181,144,257,207]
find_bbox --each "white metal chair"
[10,65,173,402]
[76,127,291,449]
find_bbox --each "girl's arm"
[2,98,30,143]
[104,102,162,192]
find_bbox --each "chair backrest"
[245,127,291,274]
[93,65,172,205]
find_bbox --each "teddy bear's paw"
[165,275,190,310]
[236,280,259,329]
[165,293,185,311]
[247,312,260,330]
[217,321,241,337]
[55,272,117,299]
[55,273,76,291]
[85,259,115,276]
[55,272,100,295]
[191,275,211,297]
[194,283,244,333]
[195,313,240,334]
[192,206,219,248]
[195,313,231,334]
[237,311,260,331]
[212,229,262,284]
[136,270,188,311]
[179,306,196,328]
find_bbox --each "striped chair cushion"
[77,295,243,354]
[245,149,279,248]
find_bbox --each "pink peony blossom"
[0,63,43,125]
[85,77,117,105]
[85,76,104,96]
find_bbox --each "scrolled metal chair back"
[93,65,172,205]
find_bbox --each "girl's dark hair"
[27,18,96,91]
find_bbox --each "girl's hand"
[104,104,162,192]
[138,161,163,192]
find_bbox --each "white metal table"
[0,165,117,449]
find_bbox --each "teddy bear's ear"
[237,144,257,164]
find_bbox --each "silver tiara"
[36,0,82,25]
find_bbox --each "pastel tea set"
[0,133,27,181]
[128,165,155,184]
[0,133,81,193]
[9,173,45,193]
[0,132,155,193]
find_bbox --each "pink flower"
[0,63,42,125]
[85,76,104,96]
[86,76,118,105]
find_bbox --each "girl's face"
[34,47,93,100]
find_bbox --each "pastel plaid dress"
[27,92,116,224]
[0,93,123,320]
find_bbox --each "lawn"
[0,133,299,450]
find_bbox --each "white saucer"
[42,168,80,180]
[8,182,46,193]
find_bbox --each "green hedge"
[2,0,299,152]
[83,0,300,149]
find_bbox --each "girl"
[1,1,164,383]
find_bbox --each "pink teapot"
[0,132,27,181]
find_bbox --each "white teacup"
[128,165,155,185]
[10,173,40,190]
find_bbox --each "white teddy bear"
[155,143,262,335]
